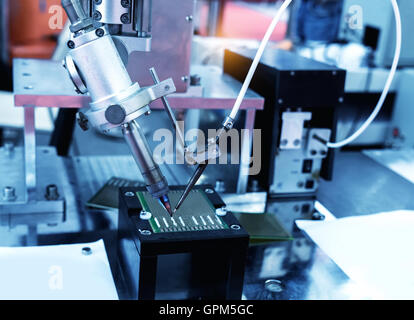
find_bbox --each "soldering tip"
[159,194,173,217]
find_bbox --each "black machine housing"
[117,185,250,300]
[224,49,346,196]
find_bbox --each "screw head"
[95,28,105,37]
[230,224,241,230]
[121,0,130,7]
[120,13,130,24]
[216,206,228,217]
[204,188,214,194]
[140,210,152,220]
[82,247,92,256]
[139,229,152,236]
[186,15,193,22]
[67,41,75,49]
[93,11,102,21]
[125,191,135,197]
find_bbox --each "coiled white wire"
[327,0,401,148]
[228,0,402,149]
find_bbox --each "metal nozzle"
[174,163,208,214]
[123,121,170,204]
[158,194,173,217]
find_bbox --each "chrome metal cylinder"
[122,121,169,198]
[69,34,135,103]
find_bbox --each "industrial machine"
[0,0,404,301]
[117,185,249,300]
[57,0,252,299]
[224,48,346,197]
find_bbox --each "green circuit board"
[137,189,228,233]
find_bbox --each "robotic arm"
[61,0,175,215]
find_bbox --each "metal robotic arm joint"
[61,0,175,214]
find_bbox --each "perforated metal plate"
[137,190,228,233]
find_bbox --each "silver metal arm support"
[149,68,187,155]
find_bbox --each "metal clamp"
[63,55,87,94]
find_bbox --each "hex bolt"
[82,247,92,256]
[67,40,75,49]
[45,184,59,201]
[3,186,16,202]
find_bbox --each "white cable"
[229,0,293,120]
[228,0,401,150]
[327,0,402,148]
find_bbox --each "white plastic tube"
[228,0,402,150]
[229,0,293,120]
[327,0,402,148]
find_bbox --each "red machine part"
[198,0,288,41]
[8,0,67,60]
